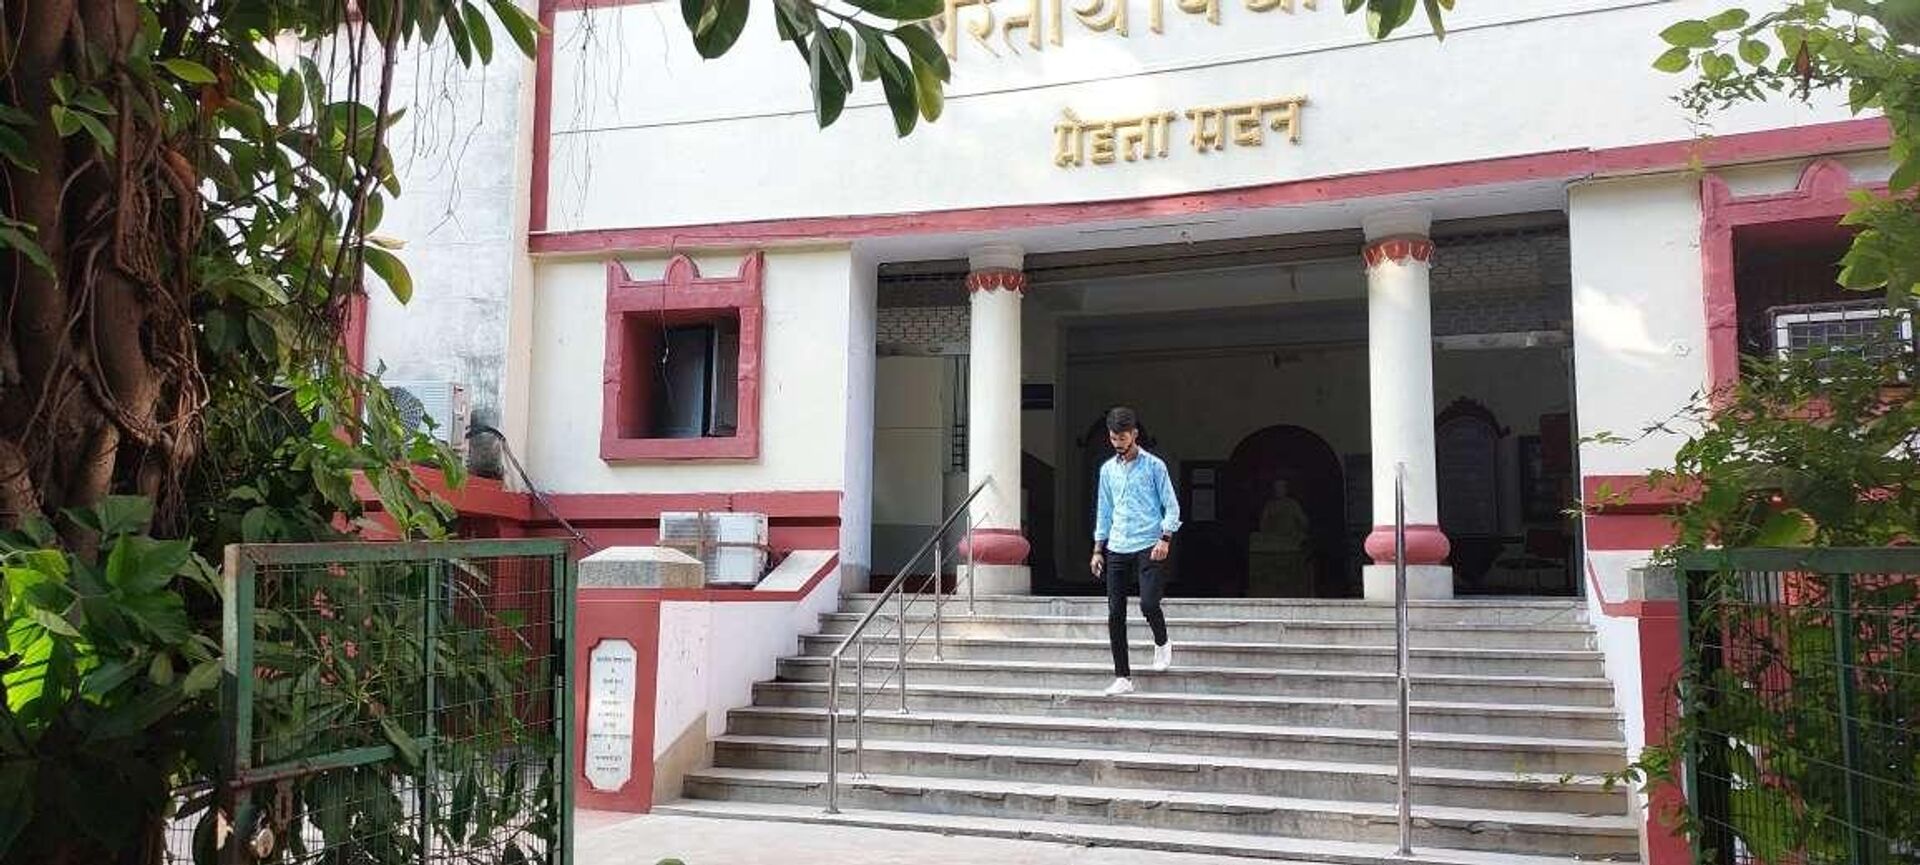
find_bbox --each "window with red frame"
[602,254,762,461]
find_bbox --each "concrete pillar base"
[967,564,1031,596]
[1363,564,1455,601]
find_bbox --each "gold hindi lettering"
[1058,96,1306,167]
[938,0,1315,59]
[1055,109,1179,168]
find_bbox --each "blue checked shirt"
[1094,448,1183,555]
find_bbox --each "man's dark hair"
[1105,406,1139,434]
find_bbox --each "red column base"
[1363,524,1451,566]
[957,528,1030,566]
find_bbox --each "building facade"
[359,0,1898,859]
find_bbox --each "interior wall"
[1057,339,1571,584]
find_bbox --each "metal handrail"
[825,478,993,813]
[1393,462,1414,857]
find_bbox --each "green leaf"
[845,0,944,20]
[465,2,496,64]
[681,0,751,59]
[893,23,949,80]
[489,0,544,57]
[93,496,155,537]
[909,50,944,122]
[380,716,423,767]
[181,659,220,695]
[29,607,80,639]
[277,70,306,126]
[1423,0,1445,39]
[363,245,413,304]
[1888,155,1920,193]
[148,652,175,686]
[0,124,35,172]
[82,658,141,697]
[69,110,115,155]
[1737,37,1770,65]
[1751,508,1817,546]
[0,225,53,276]
[1701,51,1736,79]
[1365,0,1416,38]
[86,683,184,741]
[159,58,218,84]
[1706,8,1749,30]
[119,589,191,643]
[105,536,192,594]
[1660,20,1717,48]
[864,32,918,136]
[808,34,849,128]
[1653,46,1693,73]
[48,105,79,137]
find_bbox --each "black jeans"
[1105,549,1169,678]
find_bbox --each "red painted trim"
[1363,524,1450,566]
[1700,157,1891,393]
[526,118,1891,255]
[1585,513,1679,552]
[541,490,841,521]
[601,253,764,462]
[343,290,370,372]
[960,527,1031,566]
[529,0,557,233]
[581,553,839,603]
[573,596,661,811]
[351,468,537,522]
[1582,474,1698,516]
[351,467,841,526]
[1637,607,1691,865]
[1362,237,1434,268]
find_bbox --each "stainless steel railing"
[825,479,992,814]
[1393,462,1414,857]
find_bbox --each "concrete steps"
[775,656,1619,706]
[819,612,1598,650]
[723,706,1628,775]
[796,633,1608,677]
[680,768,1639,857]
[710,736,1629,814]
[671,594,1638,864]
[749,681,1624,740]
[653,799,1626,865]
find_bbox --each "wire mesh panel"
[214,540,573,865]
[1679,550,1920,865]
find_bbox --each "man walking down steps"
[1089,406,1182,697]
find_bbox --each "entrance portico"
[916,209,1468,600]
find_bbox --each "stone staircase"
[655,594,1640,865]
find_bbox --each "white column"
[1361,209,1454,600]
[963,244,1031,595]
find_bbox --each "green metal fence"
[1678,549,1920,865]
[200,540,574,865]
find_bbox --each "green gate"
[1678,548,1920,865]
[220,540,574,865]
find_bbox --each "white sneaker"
[1151,642,1173,672]
[1103,677,1136,697]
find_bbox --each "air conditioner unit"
[659,511,769,587]
[381,380,470,456]
[1771,301,1915,377]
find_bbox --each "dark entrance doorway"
[1207,425,1348,597]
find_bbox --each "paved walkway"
[578,812,1276,865]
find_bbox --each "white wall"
[1567,174,1707,762]
[542,0,1859,233]
[361,39,536,475]
[525,248,856,492]
[843,258,879,584]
